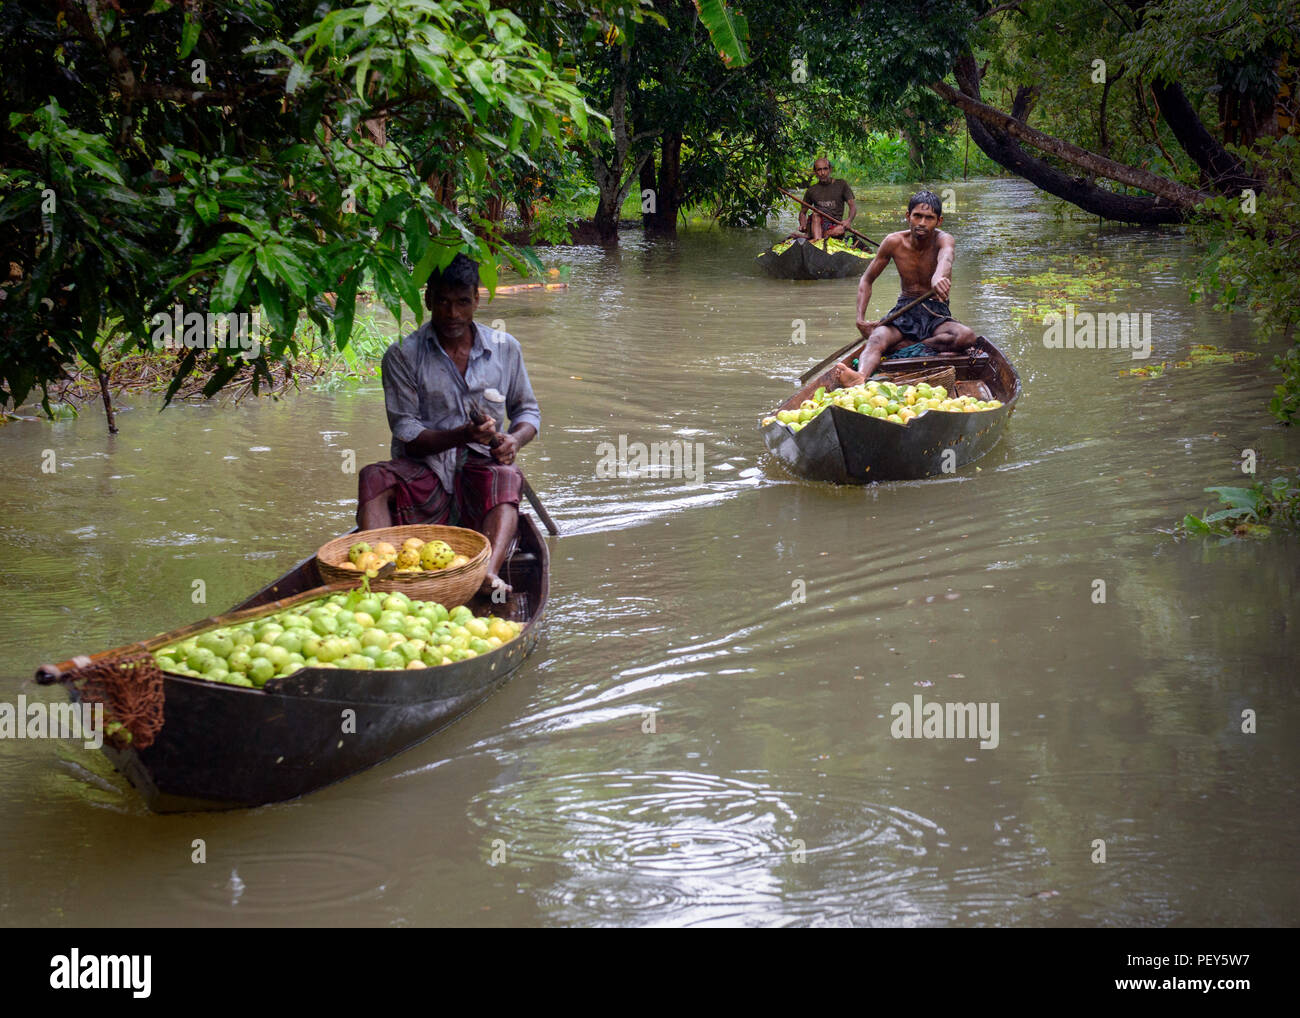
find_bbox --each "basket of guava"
[316,525,490,606]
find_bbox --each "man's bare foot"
[478,573,513,600]
[819,362,864,391]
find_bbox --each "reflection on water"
[1,178,1296,926]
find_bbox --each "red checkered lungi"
[357,453,522,530]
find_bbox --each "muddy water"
[1,178,1297,927]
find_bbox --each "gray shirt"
[381,319,541,495]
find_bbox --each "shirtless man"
[825,190,976,388]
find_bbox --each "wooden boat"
[756,239,869,280]
[761,337,1021,484]
[34,515,549,812]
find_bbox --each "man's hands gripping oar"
[798,288,938,386]
[468,403,560,537]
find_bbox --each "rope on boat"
[62,653,166,750]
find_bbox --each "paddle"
[777,186,879,250]
[468,403,561,536]
[797,288,939,385]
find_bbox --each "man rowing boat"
[794,157,857,241]
[826,190,976,388]
[356,254,540,596]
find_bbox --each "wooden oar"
[798,288,938,385]
[778,186,879,250]
[468,404,560,536]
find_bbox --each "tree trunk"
[644,132,682,236]
[899,123,923,172]
[640,153,657,231]
[97,369,118,434]
[592,186,623,245]
[427,170,457,214]
[590,55,651,245]
[934,51,1206,224]
[1149,80,1261,193]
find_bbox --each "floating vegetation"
[1123,362,1167,378]
[1120,344,1259,378]
[981,256,1139,324]
[1181,472,1300,540]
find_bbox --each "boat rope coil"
[63,653,165,750]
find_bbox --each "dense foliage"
[1,0,599,412]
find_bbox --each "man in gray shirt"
[357,254,540,595]
[797,157,856,240]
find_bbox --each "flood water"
[2,177,1297,927]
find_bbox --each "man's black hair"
[425,253,480,305]
[908,190,943,218]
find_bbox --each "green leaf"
[1181,514,1212,534]
[567,98,588,135]
[213,251,255,312]
[405,208,429,264]
[694,0,751,68]
[258,245,312,293]
[378,253,423,322]
[179,14,201,59]
[468,58,499,98]
[506,115,525,152]
[332,267,361,352]
[410,244,440,292]
[194,192,219,223]
[70,147,125,185]
[286,62,309,96]
[464,145,487,187]
[201,359,244,398]
[162,349,198,407]
[1204,486,1260,510]
[256,275,289,337]
[371,257,402,321]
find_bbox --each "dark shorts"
[357,453,522,531]
[885,295,953,350]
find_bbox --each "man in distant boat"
[355,253,540,596]
[794,157,857,241]
[825,190,977,388]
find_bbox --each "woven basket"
[889,365,958,392]
[316,525,490,607]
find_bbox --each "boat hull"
[761,339,1020,484]
[756,241,868,280]
[38,516,549,812]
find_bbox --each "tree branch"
[976,2,1024,21]
[945,50,1193,224]
[1148,79,1261,194]
[930,78,1210,208]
